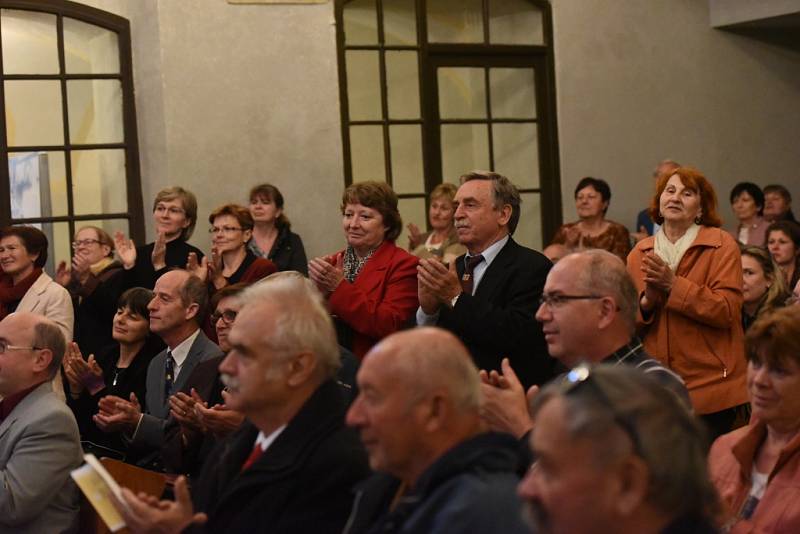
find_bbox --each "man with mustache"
[114,274,369,533]
[517,365,718,534]
[416,171,554,388]
[343,327,529,534]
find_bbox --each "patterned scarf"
[343,246,376,283]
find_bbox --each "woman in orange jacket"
[627,167,748,440]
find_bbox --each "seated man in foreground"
[518,365,718,534]
[344,327,529,534]
[115,274,370,533]
[0,312,82,534]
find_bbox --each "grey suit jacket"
[131,330,223,452]
[0,382,82,534]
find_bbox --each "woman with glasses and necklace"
[187,204,276,293]
[63,287,164,460]
[55,225,124,358]
[627,166,748,441]
[114,186,205,290]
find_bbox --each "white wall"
[551,0,800,232]
[77,0,800,255]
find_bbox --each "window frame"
[0,0,145,244]
[335,0,563,242]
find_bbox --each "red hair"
[648,167,722,228]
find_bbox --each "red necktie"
[241,442,264,472]
[460,255,484,296]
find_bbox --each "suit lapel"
[173,332,209,394]
[473,239,515,299]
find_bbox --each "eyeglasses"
[208,226,244,235]
[538,293,603,308]
[211,310,238,325]
[154,205,185,216]
[560,363,643,457]
[72,239,101,248]
[0,340,43,353]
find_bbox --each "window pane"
[77,218,130,243]
[72,149,127,215]
[346,50,382,121]
[438,67,486,120]
[398,197,427,243]
[493,123,539,188]
[343,0,378,45]
[8,151,68,218]
[350,125,385,182]
[515,192,542,251]
[489,0,544,45]
[389,125,423,195]
[1,9,59,74]
[67,80,124,144]
[441,124,489,184]
[386,51,420,120]
[427,0,483,43]
[384,0,416,45]
[64,17,120,74]
[41,221,72,276]
[4,80,64,147]
[490,68,537,119]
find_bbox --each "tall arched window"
[336,0,561,250]
[0,0,143,273]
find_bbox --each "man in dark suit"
[0,312,82,534]
[417,171,554,387]
[94,269,222,461]
[114,274,369,534]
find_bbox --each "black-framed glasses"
[208,226,244,235]
[0,340,43,353]
[211,310,238,325]
[539,293,603,308]
[72,238,102,248]
[154,204,185,216]
[560,363,643,457]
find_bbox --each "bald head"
[367,327,482,413]
[0,312,65,396]
[347,327,483,485]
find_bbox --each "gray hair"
[460,171,522,235]
[238,271,340,379]
[533,365,718,519]
[570,249,638,333]
[33,320,67,379]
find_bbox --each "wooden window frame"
[0,0,145,243]
[335,0,563,241]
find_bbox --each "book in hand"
[71,454,130,532]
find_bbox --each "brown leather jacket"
[627,226,747,414]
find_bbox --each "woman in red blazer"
[309,181,419,358]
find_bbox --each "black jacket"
[190,379,370,533]
[437,238,555,387]
[344,432,529,534]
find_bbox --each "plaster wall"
[75,0,800,255]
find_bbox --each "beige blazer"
[16,272,74,401]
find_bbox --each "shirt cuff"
[416,306,439,326]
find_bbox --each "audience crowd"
[1,166,799,534]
